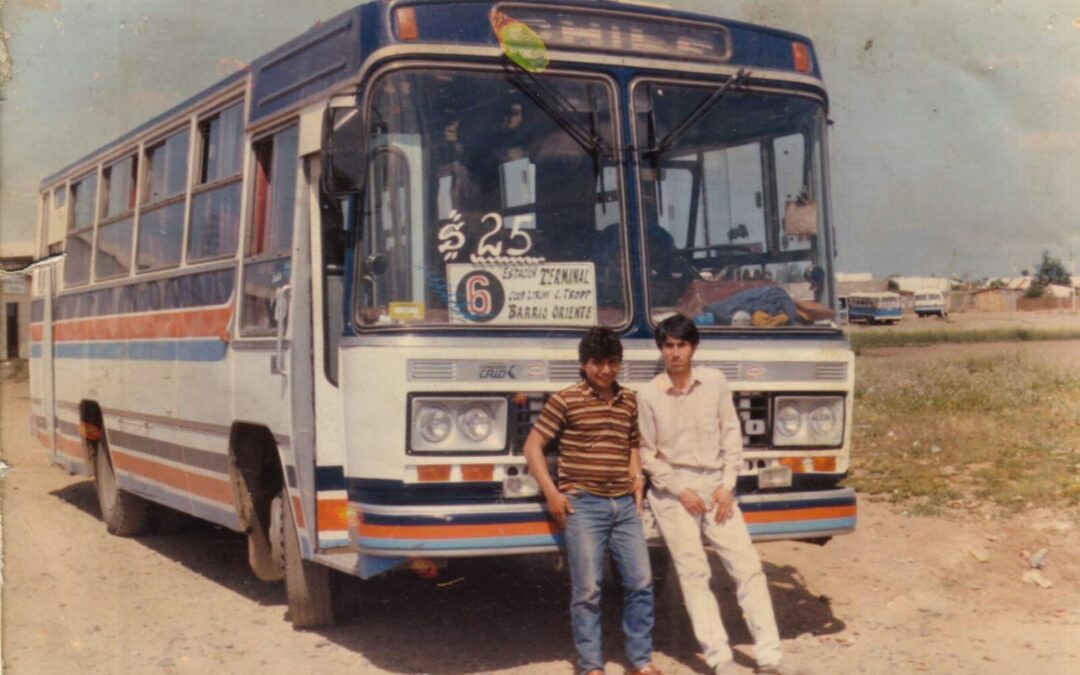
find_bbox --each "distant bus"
[914,290,948,318]
[28,0,856,628]
[848,292,901,324]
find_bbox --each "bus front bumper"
[346,487,856,557]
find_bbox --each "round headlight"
[775,404,802,436]
[809,405,836,436]
[458,404,494,442]
[417,404,452,443]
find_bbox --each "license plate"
[758,465,792,489]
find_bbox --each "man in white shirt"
[638,315,787,675]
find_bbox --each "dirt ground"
[1,338,1078,674]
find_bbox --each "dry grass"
[849,353,1080,516]
[850,327,1080,351]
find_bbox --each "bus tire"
[93,444,150,537]
[276,487,335,628]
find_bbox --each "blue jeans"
[563,491,654,673]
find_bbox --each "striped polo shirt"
[532,380,640,497]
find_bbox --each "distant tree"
[988,279,1006,289]
[1024,251,1071,299]
[886,279,899,292]
[1034,251,1070,287]
[1023,284,1045,299]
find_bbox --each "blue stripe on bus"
[315,465,346,490]
[356,533,562,552]
[746,517,856,537]
[52,339,227,362]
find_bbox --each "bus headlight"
[775,404,802,437]
[417,404,452,444]
[772,396,844,447]
[809,405,836,436]
[458,404,495,442]
[409,396,508,453]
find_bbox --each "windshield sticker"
[447,262,596,325]
[437,210,545,264]
[489,8,550,74]
[389,302,425,322]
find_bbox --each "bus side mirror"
[322,95,365,197]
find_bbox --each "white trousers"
[650,469,782,668]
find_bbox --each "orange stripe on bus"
[52,307,232,342]
[37,431,51,449]
[742,505,855,525]
[317,498,348,531]
[58,435,86,460]
[30,324,43,341]
[356,521,558,540]
[110,450,233,505]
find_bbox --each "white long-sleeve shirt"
[637,366,743,495]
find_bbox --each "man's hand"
[677,488,707,516]
[709,486,735,523]
[546,491,574,529]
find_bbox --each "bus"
[28,0,856,627]
[847,292,902,324]
[914,289,948,318]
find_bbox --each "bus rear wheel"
[93,445,150,536]
[273,487,335,628]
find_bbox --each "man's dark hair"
[654,314,700,348]
[578,327,623,364]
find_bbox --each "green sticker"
[489,9,549,73]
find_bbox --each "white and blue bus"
[848,291,902,324]
[29,0,856,627]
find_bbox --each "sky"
[1,0,1079,279]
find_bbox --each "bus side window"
[241,125,299,335]
[95,154,138,281]
[188,102,244,263]
[137,129,189,272]
[64,172,98,287]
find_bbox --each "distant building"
[984,276,1032,291]
[0,245,34,360]
[1043,284,1074,299]
[890,276,951,293]
[835,272,874,283]
[970,286,1022,312]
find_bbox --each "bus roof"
[41,0,822,189]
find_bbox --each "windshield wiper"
[643,69,750,158]
[506,63,615,161]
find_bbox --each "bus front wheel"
[93,445,150,536]
[274,488,335,628]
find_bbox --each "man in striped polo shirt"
[523,327,660,675]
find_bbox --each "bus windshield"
[357,68,627,329]
[634,80,837,329]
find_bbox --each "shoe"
[626,664,664,675]
[714,662,741,674]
